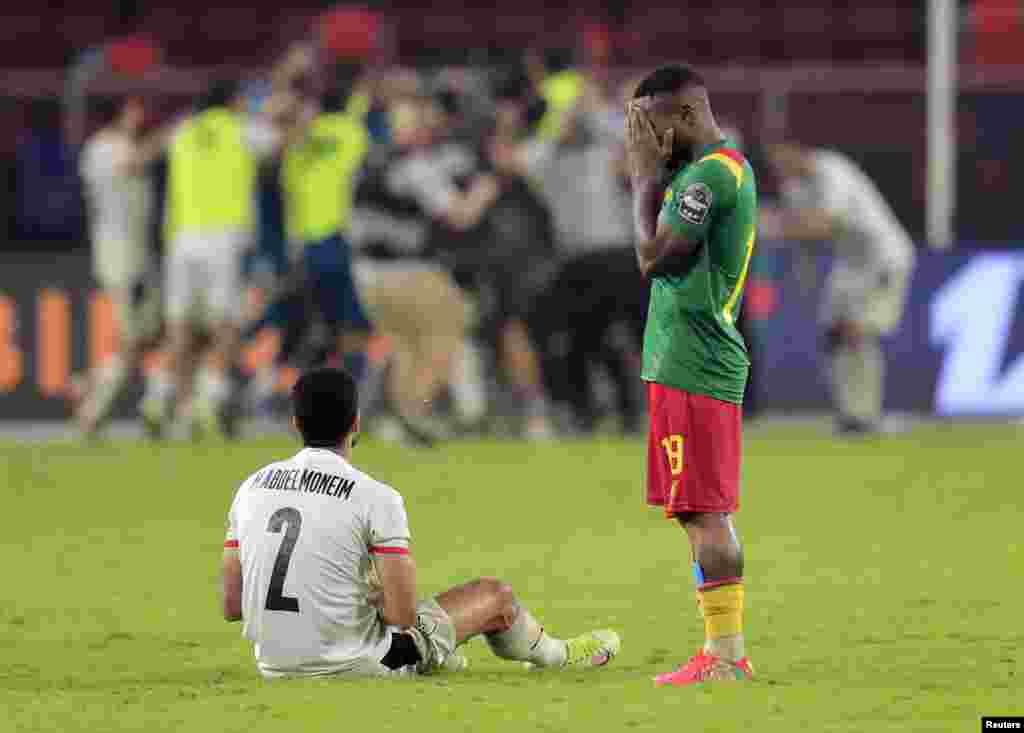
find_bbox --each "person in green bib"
[280,72,372,385]
[525,48,585,142]
[143,79,259,439]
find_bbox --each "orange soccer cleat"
[654,651,754,686]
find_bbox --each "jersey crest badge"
[678,182,712,225]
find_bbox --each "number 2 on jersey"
[661,434,684,476]
[265,507,302,613]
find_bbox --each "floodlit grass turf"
[0,424,1020,732]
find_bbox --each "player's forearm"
[447,176,500,232]
[222,552,243,622]
[377,555,418,629]
[781,209,838,241]
[632,176,666,272]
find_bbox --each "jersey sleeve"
[660,157,740,241]
[224,490,241,550]
[224,472,259,549]
[814,154,856,229]
[367,488,411,555]
[80,140,123,183]
[399,155,457,218]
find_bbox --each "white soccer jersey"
[225,447,411,678]
[80,131,153,287]
[786,150,916,273]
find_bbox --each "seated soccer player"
[221,367,620,677]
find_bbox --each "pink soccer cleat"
[654,651,754,686]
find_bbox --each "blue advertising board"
[753,250,1024,416]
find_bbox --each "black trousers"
[531,247,650,431]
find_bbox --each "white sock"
[198,368,230,409]
[450,341,487,424]
[80,355,128,427]
[253,366,277,397]
[528,628,568,667]
[485,608,567,667]
[832,338,883,424]
[85,355,128,417]
[143,370,174,407]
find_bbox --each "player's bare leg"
[76,286,163,439]
[499,319,553,440]
[433,577,620,669]
[363,270,467,445]
[655,512,753,686]
[336,329,369,384]
[141,320,192,438]
[76,341,143,438]
[169,322,199,430]
[193,322,240,437]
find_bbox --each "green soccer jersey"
[641,139,758,404]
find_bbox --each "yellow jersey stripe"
[700,153,744,190]
[723,230,756,324]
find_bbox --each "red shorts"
[645,382,742,517]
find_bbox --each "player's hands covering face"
[625,103,673,180]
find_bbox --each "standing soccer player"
[625,66,756,685]
[761,142,915,436]
[76,96,167,438]
[145,80,257,439]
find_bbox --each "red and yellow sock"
[697,579,745,660]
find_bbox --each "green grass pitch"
[1,424,1020,732]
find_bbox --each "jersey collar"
[668,138,732,177]
[695,138,731,161]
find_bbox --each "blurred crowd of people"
[73,44,672,444]
[72,33,917,442]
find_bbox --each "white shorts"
[165,231,247,326]
[821,262,911,335]
[110,280,162,346]
[93,238,148,291]
[360,597,457,678]
[259,598,457,680]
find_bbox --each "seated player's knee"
[474,577,518,626]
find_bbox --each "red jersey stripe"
[224,539,239,549]
[698,577,743,591]
[369,546,409,555]
[715,147,745,166]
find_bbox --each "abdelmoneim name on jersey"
[252,467,355,500]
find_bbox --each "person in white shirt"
[761,142,916,435]
[76,96,168,438]
[221,368,620,678]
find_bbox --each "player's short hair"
[434,87,460,118]
[322,61,363,113]
[544,48,575,73]
[633,65,705,99]
[198,78,240,112]
[90,96,121,127]
[493,69,531,101]
[291,368,359,448]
